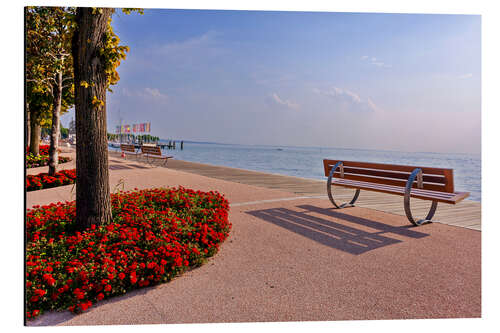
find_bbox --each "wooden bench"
[120,144,139,159]
[140,145,173,166]
[323,159,470,226]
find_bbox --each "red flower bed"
[27,169,76,192]
[25,187,231,319]
[26,145,71,168]
[27,145,51,155]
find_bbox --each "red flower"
[25,187,231,319]
[34,289,46,297]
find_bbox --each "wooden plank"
[323,159,454,192]
[331,179,468,203]
[331,172,448,192]
[323,159,451,176]
[335,166,447,184]
[120,144,136,153]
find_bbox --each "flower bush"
[25,187,231,319]
[27,145,51,156]
[27,169,76,192]
[26,145,71,168]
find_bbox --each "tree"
[26,6,75,171]
[72,7,142,230]
[26,82,52,155]
[26,7,75,169]
[60,126,69,139]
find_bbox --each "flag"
[145,122,151,132]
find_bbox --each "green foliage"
[60,127,69,138]
[26,7,75,124]
[100,8,143,91]
[76,8,143,95]
[27,82,53,125]
[27,7,143,114]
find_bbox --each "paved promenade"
[26,149,481,325]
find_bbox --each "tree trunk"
[72,7,113,230]
[48,70,63,176]
[29,121,40,155]
[26,104,30,149]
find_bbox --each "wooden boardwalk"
[110,151,481,231]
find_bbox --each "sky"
[61,9,481,154]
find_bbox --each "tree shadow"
[246,205,429,255]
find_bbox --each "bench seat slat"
[331,178,468,204]
[332,171,447,188]
[324,159,456,193]
[330,172,448,193]
[334,178,452,198]
[337,166,447,184]
[324,159,451,175]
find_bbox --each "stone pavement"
[26,151,481,325]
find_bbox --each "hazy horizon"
[62,9,481,154]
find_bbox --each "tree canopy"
[26,7,75,115]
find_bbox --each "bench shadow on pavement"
[246,204,429,255]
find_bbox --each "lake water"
[110,141,481,202]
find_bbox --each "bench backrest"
[120,144,136,153]
[323,159,454,193]
[141,145,161,155]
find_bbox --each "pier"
[108,141,184,150]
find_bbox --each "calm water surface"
[111,141,481,202]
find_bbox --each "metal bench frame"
[325,160,468,226]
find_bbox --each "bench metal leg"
[327,161,360,209]
[404,168,438,226]
[145,154,154,167]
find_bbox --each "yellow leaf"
[91,96,104,108]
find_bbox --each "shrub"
[25,187,231,319]
[27,169,76,192]
[26,145,71,168]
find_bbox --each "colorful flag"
[133,124,137,132]
[145,122,151,132]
